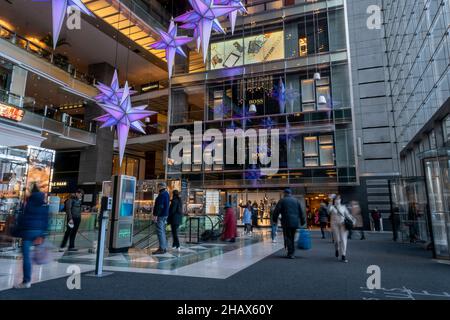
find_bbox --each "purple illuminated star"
[214,0,247,34]
[95,82,156,165]
[150,20,192,78]
[272,78,300,114]
[51,0,94,49]
[174,0,236,62]
[94,70,136,105]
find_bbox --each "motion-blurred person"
[15,184,49,288]
[251,202,259,230]
[371,207,381,231]
[318,201,329,239]
[222,203,237,242]
[273,189,306,259]
[329,195,355,263]
[349,201,365,240]
[60,189,84,252]
[168,190,183,251]
[270,201,279,243]
[152,182,170,254]
[390,206,401,242]
[242,203,252,235]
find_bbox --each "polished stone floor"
[0,229,282,290]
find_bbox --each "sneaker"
[272,239,277,243]
[287,255,295,259]
[68,248,78,252]
[342,255,348,263]
[152,249,166,255]
[14,282,31,289]
[59,248,66,252]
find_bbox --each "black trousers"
[284,227,297,256]
[171,224,180,248]
[61,216,81,249]
[320,222,327,238]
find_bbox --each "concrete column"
[78,62,116,187]
[8,66,27,107]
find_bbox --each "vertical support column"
[9,66,28,107]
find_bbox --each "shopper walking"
[222,203,237,242]
[318,201,329,239]
[152,182,170,254]
[329,195,355,263]
[390,206,401,242]
[273,189,306,259]
[60,189,83,252]
[15,184,49,289]
[242,203,252,235]
[349,200,365,240]
[270,201,279,243]
[371,207,381,231]
[168,190,183,251]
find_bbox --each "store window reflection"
[112,155,139,177]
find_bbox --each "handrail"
[0,24,97,87]
[0,88,97,133]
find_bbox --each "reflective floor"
[0,229,283,290]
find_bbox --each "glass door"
[424,157,450,259]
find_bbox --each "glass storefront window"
[112,155,140,177]
[443,115,450,143]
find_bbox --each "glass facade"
[167,3,356,190]
[384,0,450,151]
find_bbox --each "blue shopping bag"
[297,228,312,250]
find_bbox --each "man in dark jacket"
[318,202,329,239]
[60,189,83,252]
[168,190,183,250]
[273,189,306,259]
[152,182,170,254]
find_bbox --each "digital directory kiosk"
[109,175,136,253]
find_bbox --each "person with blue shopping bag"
[14,183,49,289]
[273,189,306,259]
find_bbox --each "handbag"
[337,206,354,230]
[32,240,54,265]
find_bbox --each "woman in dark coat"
[168,190,183,250]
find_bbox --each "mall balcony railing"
[0,89,97,133]
[0,24,97,87]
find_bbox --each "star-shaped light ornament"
[95,83,156,165]
[214,0,247,34]
[94,70,136,105]
[51,0,94,49]
[174,0,236,62]
[150,20,192,78]
[273,78,300,114]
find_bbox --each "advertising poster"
[119,176,135,217]
[210,30,284,70]
[25,146,55,196]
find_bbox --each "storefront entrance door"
[424,156,450,259]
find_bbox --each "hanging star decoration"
[94,81,156,166]
[150,20,192,78]
[272,78,300,114]
[94,70,136,105]
[174,0,236,62]
[51,0,94,49]
[214,0,247,34]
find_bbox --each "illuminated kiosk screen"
[119,178,135,217]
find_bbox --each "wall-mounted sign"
[0,103,24,122]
